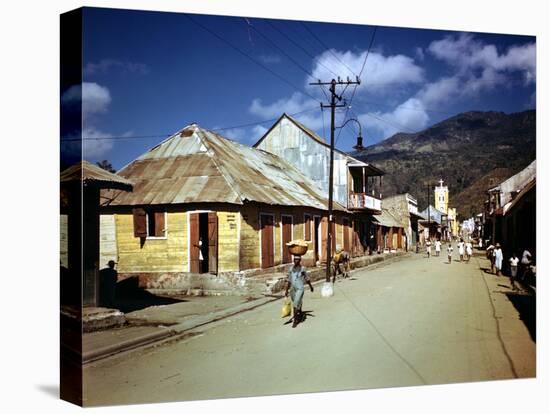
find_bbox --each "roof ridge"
[195,128,243,204]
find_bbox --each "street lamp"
[337,118,364,151]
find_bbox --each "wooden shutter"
[189,213,200,273]
[154,212,165,237]
[133,208,147,238]
[304,214,311,241]
[208,212,218,274]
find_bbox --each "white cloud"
[428,33,536,86]
[220,124,270,145]
[249,92,318,119]
[358,98,429,138]
[416,76,461,107]
[62,82,112,118]
[82,126,114,159]
[84,59,150,76]
[311,49,424,91]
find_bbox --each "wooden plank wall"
[115,212,188,273]
[217,211,239,272]
[99,214,117,269]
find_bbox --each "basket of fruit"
[286,239,308,256]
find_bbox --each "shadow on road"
[480,267,495,275]
[506,292,536,342]
[115,277,187,313]
[282,310,316,327]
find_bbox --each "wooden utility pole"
[310,77,360,283]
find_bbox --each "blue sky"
[61,7,536,170]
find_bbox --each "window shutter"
[133,208,147,238]
[154,212,166,237]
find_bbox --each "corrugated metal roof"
[102,125,346,211]
[256,113,385,176]
[373,209,403,228]
[61,160,133,190]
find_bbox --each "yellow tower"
[434,179,448,214]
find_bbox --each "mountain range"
[351,110,536,219]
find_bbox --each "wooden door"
[260,214,274,269]
[189,213,200,273]
[321,217,327,263]
[282,215,293,263]
[343,218,350,252]
[397,228,403,249]
[208,212,218,274]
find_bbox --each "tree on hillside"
[96,160,116,173]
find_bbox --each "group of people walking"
[424,237,473,264]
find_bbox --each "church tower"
[434,179,448,214]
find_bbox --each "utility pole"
[310,77,360,283]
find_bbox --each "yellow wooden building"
[100,124,357,285]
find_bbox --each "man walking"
[509,252,520,290]
[435,239,441,257]
[494,243,504,276]
[426,239,432,258]
[284,256,314,328]
[447,243,453,264]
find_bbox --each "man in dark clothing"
[99,260,118,308]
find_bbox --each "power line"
[335,26,378,146]
[264,19,340,79]
[62,107,320,142]
[300,21,358,78]
[183,13,319,102]
[244,18,316,81]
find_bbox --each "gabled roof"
[101,124,347,211]
[61,160,133,190]
[254,113,385,176]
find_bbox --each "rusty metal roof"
[61,160,134,190]
[373,209,403,228]
[102,125,346,211]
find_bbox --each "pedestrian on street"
[447,243,453,264]
[435,239,441,257]
[458,238,465,262]
[426,239,432,258]
[466,241,473,263]
[494,243,503,276]
[486,245,496,273]
[509,253,520,290]
[284,256,314,328]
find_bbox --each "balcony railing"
[348,192,381,211]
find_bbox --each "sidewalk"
[82,251,411,364]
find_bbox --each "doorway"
[189,212,218,274]
[260,214,274,269]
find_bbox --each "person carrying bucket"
[284,255,314,328]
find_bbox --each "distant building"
[382,193,424,250]
[434,179,449,214]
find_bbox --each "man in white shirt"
[435,240,441,257]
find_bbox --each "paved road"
[83,250,535,407]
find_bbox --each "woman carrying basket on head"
[284,256,314,328]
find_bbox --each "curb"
[83,252,411,364]
[83,295,281,364]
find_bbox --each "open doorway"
[189,212,218,274]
